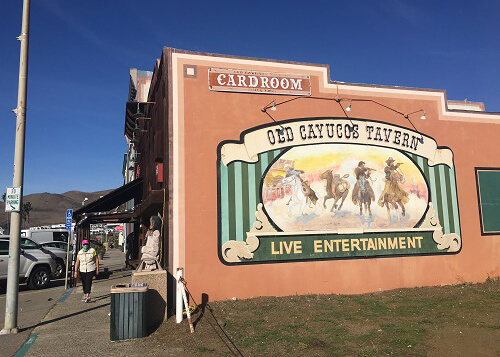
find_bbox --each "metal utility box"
[110,283,148,341]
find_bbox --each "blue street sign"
[66,209,73,230]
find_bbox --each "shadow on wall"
[167,271,176,317]
[147,289,166,334]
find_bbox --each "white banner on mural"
[221,119,453,168]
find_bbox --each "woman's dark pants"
[80,271,94,294]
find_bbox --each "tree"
[1,193,5,202]
[22,201,33,228]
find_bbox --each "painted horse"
[282,175,308,216]
[379,170,409,220]
[319,170,350,211]
[352,174,375,216]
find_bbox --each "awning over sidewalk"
[74,177,144,222]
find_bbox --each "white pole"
[176,268,183,323]
[180,280,194,333]
[1,0,30,335]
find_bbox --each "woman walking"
[74,239,99,302]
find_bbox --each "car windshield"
[53,232,69,243]
[0,241,8,255]
[43,242,66,249]
[21,238,39,249]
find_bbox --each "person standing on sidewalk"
[74,239,99,302]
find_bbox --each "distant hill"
[0,189,113,230]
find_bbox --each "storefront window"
[476,168,500,235]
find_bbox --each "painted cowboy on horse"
[377,157,409,217]
[352,161,376,216]
[285,164,318,207]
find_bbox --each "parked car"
[39,241,68,250]
[39,242,68,279]
[0,237,57,289]
[19,231,70,280]
[21,229,69,244]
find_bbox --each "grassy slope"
[148,278,500,356]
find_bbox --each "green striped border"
[405,153,461,236]
[220,149,283,245]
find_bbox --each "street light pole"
[1,0,31,335]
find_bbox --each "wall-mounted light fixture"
[133,102,156,118]
[261,95,427,142]
[133,123,147,133]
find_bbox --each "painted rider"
[284,164,317,206]
[377,157,409,209]
[352,161,375,205]
[285,164,305,180]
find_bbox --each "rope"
[179,277,244,357]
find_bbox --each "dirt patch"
[428,325,499,357]
[149,278,500,356]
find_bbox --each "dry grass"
[147,278,500,356]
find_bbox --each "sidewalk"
[0,280,65,357]
[20,248,182,357]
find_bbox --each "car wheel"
[28,266,51,289]
[53,261,65,279]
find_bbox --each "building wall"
[162,49,500,301]
[129,68,153,103]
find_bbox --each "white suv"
[0,237,57,290]
[39,241,68,279]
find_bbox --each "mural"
[262,144,428,231]
[218,119,461,264]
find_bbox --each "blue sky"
[1,0,499,195]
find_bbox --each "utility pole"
[1,0,30,335]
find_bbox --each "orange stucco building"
[118,48,500,307]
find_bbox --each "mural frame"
[217,117,462,266]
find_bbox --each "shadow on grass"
[193,293,209,329]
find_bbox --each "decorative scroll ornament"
[222,203,276,263]
[420,202,461,252]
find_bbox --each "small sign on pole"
[5,186,21,212]
[66,209,73,230]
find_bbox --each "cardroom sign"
[209,68,311,96]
